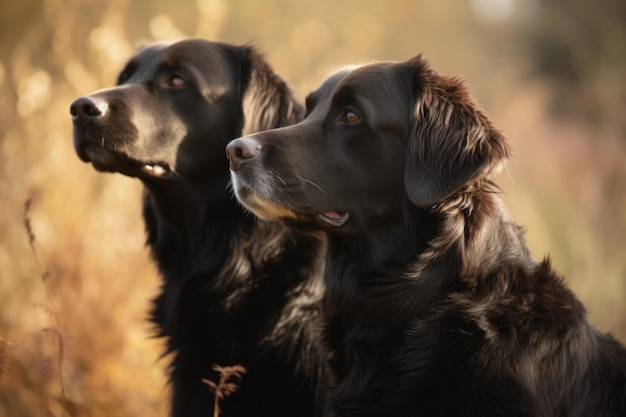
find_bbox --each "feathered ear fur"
[404,55,510,207]
[238,46,305,135]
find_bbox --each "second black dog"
[228,55,626,417]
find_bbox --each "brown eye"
[166,75,187,88]
[116,63,136,85]
[344,111,360,123]
[117,70,130,85]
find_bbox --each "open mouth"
[74,130,174,179]
[93,158,171,178]
[80,144,171,178]
[317,210,350,227]
[233,181,350,227]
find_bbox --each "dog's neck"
[140,175,248,275]
[323,205,440,330]
[140,174,325,287]
[324,183,532,333]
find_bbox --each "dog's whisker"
[170,169,183,180]
[273,172,287,186]
[300,177,326,194]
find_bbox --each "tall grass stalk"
[23,198,68,417]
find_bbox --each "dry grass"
[202,365,247,417]
[22,199,68,415]
[1,1,624,416]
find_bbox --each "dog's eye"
[166,74,187,88]
[343,111,361,123]
[117,71,130,85]
[305,95,317,117]
[117,66,134,85]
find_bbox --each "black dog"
[71,39,332,417]
[227,55,626,416]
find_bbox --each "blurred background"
[0,0,624,415]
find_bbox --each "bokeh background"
[1,0,625,415]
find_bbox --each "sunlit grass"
[1,0,624,416]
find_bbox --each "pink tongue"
[323,210,345,219]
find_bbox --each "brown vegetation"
[1,0,624,415]
[202,365,247,417]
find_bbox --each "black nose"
[70,96,108,124]
[226,137,262,171]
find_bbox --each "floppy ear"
[404,55,510,207]
[238,46,305,135]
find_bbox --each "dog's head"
[71,39,302,183]
[227,55,509,235]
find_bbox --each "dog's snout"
[226,137,262,171]
[70,96,108,124]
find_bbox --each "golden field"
[0,0,624,415]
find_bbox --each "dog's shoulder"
[463,258,585,329]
